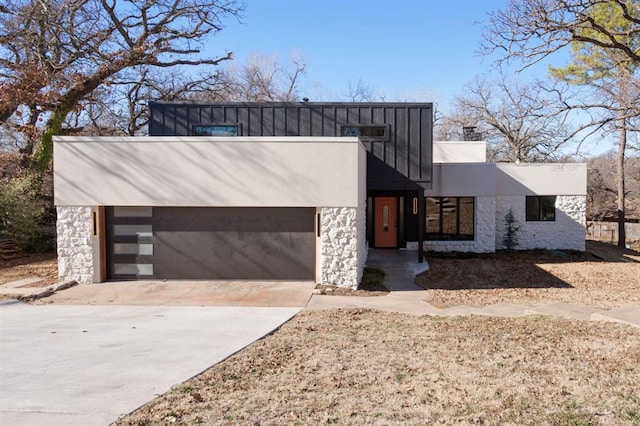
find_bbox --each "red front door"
[374,197,398,247]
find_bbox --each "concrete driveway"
[32,280,315,307]
[0,300,301,426]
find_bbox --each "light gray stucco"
[54,136,364,208]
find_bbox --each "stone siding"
[320,204,367,289]
[495,195,586,251]
[57,206,95,283]
[422,196,496,253]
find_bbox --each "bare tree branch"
[0,0,243,171]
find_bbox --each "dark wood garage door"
[106,207,315,280]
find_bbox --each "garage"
[106,206,316,280]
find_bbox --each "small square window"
[526,196,556,221]
[192,125,239,136]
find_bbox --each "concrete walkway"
[306,249,640,328]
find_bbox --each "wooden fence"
[587,221,640,244]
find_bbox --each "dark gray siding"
[149,102,433,189]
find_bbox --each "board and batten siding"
[149,102,433,190]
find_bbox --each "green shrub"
[0,173,47,251]
[359,267,387,291]
[502,208,520,251]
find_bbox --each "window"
[426,197,474,241]
[526,196,556,221]
[192,124,239,136]
[340,125,387,139]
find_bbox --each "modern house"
[54,102,586,289]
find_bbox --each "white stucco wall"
[495,195,586,251]
[496,163,587,196]
[54,136,363,208]
[424,160,587,253]
[57,206,96,283]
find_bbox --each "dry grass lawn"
[0,253,57,287]
[118,309,640,425]
[418,242,640,309]
[2,243,637,424]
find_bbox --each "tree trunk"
[616,120,626,247]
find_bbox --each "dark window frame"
[191,123,242,136]
[526,196,556,221]
[339,124,389,141]
[425,196,475,241]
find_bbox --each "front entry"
[374,197,398,247]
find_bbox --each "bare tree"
[72,66,230,136]
[546,1,640,245]
[482,0,640,69]
[482,0,640,245]
[587,151,640,220]
[205,51,308,102]
[437,75,579,162]
[344,78,378,102]
[69,52,308,137]
[0,0,242,172]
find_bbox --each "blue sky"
[203,0,625,155]
[207,0,556,108]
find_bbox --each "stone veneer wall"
[320,203,367,289]
[421,196,496,253]
[495,195,586,251]
[57,206,95,283]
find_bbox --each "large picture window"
[526,196,556,221]
[426,197,474,241]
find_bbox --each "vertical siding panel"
[384,107,394,168]
[335,107,347,136]
[286,107,298,135]
[262,106,274,136]
[371,107,384,125]
[148,103,162,135]
[205,106,214,124]
[224,106,238,124]
[300,106,311,135]
[211,106,224,123]
[395,107,408,176]
[274,106,286,136]
[322,107,335,136]
[421,106,433,180]
[238,106,249,136]
[175,106,188,135]
[249,106,261,135]
[409,107,421,179]
[359,107,369,123]
[371,141,384,162]
[164,106,174,136]
[311,106,323,136]
[187,107,200,135]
